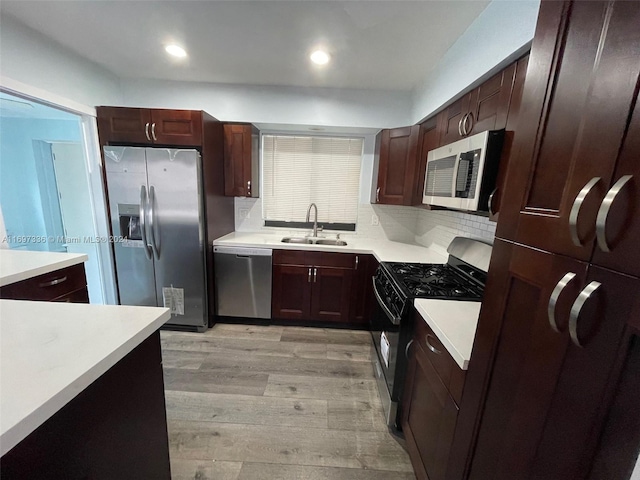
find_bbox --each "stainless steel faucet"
[306,203,322,237]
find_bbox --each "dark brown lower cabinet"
[402,322,459,480]
[272,250,361,324]
[466,239,638,480]
[0,263,88,303]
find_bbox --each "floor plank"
[161,350,209,370]
[279,327,371,346]
[237,462,416,480]
[264,374,380,401]
[165,390,328,429]
[170,458,242,480]
[199,352,374,379]
[162,335,327,360]
[326,343,372,362]
[168,420,413,472]
[327,398,388,432]
[163,368,268,396]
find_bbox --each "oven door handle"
[372,278,402,325]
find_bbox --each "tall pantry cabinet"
[450,1,640,480]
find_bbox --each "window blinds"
[262,135,363,225]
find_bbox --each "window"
[262,135,363,230]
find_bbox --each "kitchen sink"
[314,239,348,246]
[281,237,314,244]
[281,237,347,246]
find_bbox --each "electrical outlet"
[371,214,379,226]
[239,208,250,219]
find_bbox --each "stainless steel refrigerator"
[104,146,207,331]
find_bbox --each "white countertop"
[0,250,88,287]
[414,298,481,370]
[213,232,448,264]
[0,300,170,456]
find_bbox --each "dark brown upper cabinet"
[437,63,518,146]
[223,123,260,197]
[375,125,421,205]
[96,107,202,146]
[495,0,640,263]
[488,54,529,221]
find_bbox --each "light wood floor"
[161,323,415,480]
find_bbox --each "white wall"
[0,14,122,107]
[411,0,540,124]
[120,78,412,129]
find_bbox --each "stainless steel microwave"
[422,130,505,211]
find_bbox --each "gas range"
[370,237,493,429]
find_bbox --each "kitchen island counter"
[213,232,448,264]
[0,300,170,465]
[0,250,88,287]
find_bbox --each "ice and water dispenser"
[117,204,143,241]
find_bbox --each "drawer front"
[413,313,457,391]
[306,252,356,269]
[273,249,308,266]
[0,264,87,301]
[52,287,90,304]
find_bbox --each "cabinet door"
[496,0,640,261]
[271,264,312,320]
[489,55,529,221]
[149,110,202,146]
[467,63,516,136]
[0,264,88,301]
[310,267,353,323]
[437,93,472,146]
[376,125,420,205]
[223,124,253,197]
[467,239,634,479]
[590,93,640,277]
[96,107,152,144]
[402,341,459,480]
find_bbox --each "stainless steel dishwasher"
[213,246,272,319]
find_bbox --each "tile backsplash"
[234,197,496,249]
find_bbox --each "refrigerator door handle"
[148,185,160,259]
[139,185,153,260]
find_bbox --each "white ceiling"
[1,0,490,92]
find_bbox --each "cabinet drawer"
[0,264,87,301]
[273,249,307,266]
[305,252,356,269]
[413,313,458,396]
[52,287,90,304]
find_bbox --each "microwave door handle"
[452,153,461,198]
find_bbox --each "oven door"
[370,278,401,399]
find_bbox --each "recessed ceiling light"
[165,44,187,58]
[310,50,330,65]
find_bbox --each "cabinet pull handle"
[405,339,414,360]
[247,180,251,196]
[547,272,576,332]
[151,123,157,141]
[463,112,473,136]
[569,177,601,246]
[376,187,380,203]
[308,267,312,283]
[38,276,68,288]
[355,255,359,270]
[313,267,317,283]
[488,188,498,216]
[425,334,442,355]
[145,123,151,141]
[458,117,464,137]
[595,175,633,252]
[569,281,601,348]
